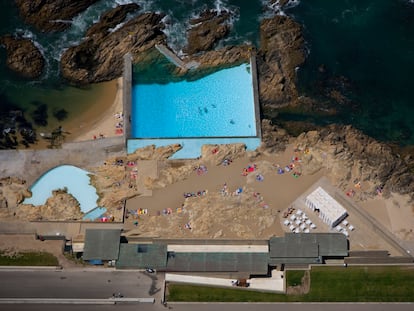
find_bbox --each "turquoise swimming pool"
[24,165,99,214]
[128,59,261,158]
[131,63,256,138]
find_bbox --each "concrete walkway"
[166,269,285,293]
[0,137,124,185]
[0,298,155,304]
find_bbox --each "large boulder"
[14,0,99,32]
[184,9,232,55]
[61,11,166,84]
[257,15,306,109]
[0,35,45,78]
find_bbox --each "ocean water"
[132,63,256,138]
[1,0,413,146]
[286,0,414,145]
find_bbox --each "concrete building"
[82,229,121,264]
[268,233,349,266]
[305,186,348,228]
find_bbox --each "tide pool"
[24,165,98,214]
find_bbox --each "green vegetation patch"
[286,270,306,287]
[167,266,414,302]
[167,284,284,302]
[306,266,414,302]
[0,251,59,266]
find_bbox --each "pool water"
[83,206,107,221]
[24,165,99,214]
[131,63,257,138]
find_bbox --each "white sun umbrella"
[284,219,290,226]
[310,223,317,229]
[300,223,307,230]
[289,225,295,231]
[290,215,296,221]
[295,219,302,226]
[305,219,312,225]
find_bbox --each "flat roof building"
[268,233,348,266]
[305,187,348,228]
[83,229,121,261]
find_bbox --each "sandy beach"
[65,78,123,142]
[118,143,413,256]
[123,146,326,239]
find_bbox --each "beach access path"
[0,137,124,185]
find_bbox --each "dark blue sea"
[0,0,413,145]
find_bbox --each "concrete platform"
[166,269,285,293]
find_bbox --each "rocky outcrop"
[14,0,99,32]
[0,179,83,221]
[175,45,253,78]
[259,119,290,154]
[16,189,83,221]
[257,15,306,109]
[61,11,166,84]
[85,3,140,39]
[185,10,232,55]
[291,125,414,199]
[0,35,45,78]
[0,177,31,211]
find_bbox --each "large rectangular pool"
[128,60,261,158]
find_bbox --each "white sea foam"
[115,0,137,5]
[161,12,189,56]
[134,0,155,12]
[260,0,301,19]
[214,0,230,13]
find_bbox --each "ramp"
[155,44,199,70]
[155,44,186,69]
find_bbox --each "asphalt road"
[0,269,161,299]
[0,270,412,311]
[1,303,413,311]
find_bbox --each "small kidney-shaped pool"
[24,165,99,214]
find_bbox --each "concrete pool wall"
[124,52,262,159]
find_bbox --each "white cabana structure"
[305,187,348,228]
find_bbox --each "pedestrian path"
[166,269,285,293]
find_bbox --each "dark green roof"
[268,257,322,265]
[116,243,168,269]
[166,252,269,274]
[83,229,121,261]
[269,233,348,260]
